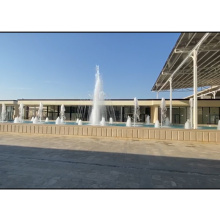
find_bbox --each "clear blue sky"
[0,32,190,100]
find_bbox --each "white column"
[213,91,216,99]
[169,78,172,124]
[193,49,198,129]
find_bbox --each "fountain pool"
[11,120,218,130]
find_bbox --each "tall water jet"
[146,115,150,125]
[60,104,66,124]
[18,103,24,123]
[89,65,105,125]
[126,116,131,127]
[217,120,220,130]
[160,98,167,127]
[38,102,43,122]
[189,98,193,129]
[1,103,6,122]
[133,97,140,126]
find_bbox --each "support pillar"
[192,49,198,129]
[151,106,158,123]
[169,78,172,124]
[120,106,124,122]
[212,91,216,99]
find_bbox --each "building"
[1,98,220,125]
[1,33,220,125]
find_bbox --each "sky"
[0,32,193,100]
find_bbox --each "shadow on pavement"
[0,144,220,189]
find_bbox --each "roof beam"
[157,33,210,92]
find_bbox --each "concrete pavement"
[0,132,220,188]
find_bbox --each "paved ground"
[0,132,220,189]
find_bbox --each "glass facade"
[0,106,14,121]
[2,102,219,125]
[161,106,220,125]
[22,105,151,123]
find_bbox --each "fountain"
[160,98,167,127]
[31,116,34,122]
[100,117,106,126]
[133,97,140,126]
[33,117,38,124]
[189,98,193,128]
[45,117,49,122]
[89,65,105,125]
[164,117,170,126]
[1,103,6,122]
[18,103,24,123]
[14,117,19,123]
[146,115,150,125]
[14,103,24,123]
[126,116,131,127]
[38,102,44,123]
[154,120,160,128]
[109,117,113,124]
[78,120,82,125]
[185,119,191,129]
[60,104,66,124]
[55,117,61,125]
[217,120,220,130]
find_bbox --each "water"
[60,104,66,123]
[109,117,113,124]
[38,102,43,122]
[100,117,106,126]
[160,98,167,127]
[185,119,191,129]
[1,103,6,122]
[6,119,219,129]
[33,117,39,124]
[154,120,160,128]
[54,105,66,125]
[133,97,140,127]
[218,120,220,130]
[18,103,24,123]
[164,117,170,126]
[146,115,150,125]
[14,117,19,123]
[14,103,25,123]
[55,117,61,124]
[126,116,131,127]
[89,65,105,125]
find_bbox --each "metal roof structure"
[184,85,220,99]
[152,33,220,92]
